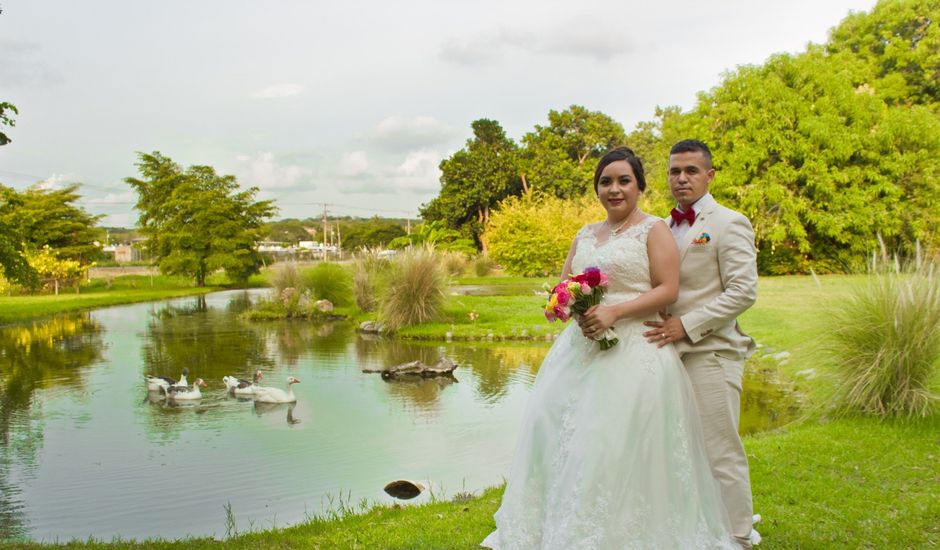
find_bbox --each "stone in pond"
[384,479,425,500]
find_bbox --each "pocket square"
[691,232,711,245]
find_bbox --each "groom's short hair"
[670,139,713,169]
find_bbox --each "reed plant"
[302,262,353,306]
[271,262,302,294]
[472,253,497,277]
[352,249,390,312]
[826,249,940,417]
[440,251,468,277]
[378,245,447,331]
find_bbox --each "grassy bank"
[0,275,229,325]
[6,416,937,549]
[5,273,939,548]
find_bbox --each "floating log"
[372,359,458,379]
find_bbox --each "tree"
[420,119,522,248]
[338,217,407,250]
[25,245,91,294]
[483,193,604,276]
[13,184,103,264]
[519,105,627,198]
[826,0,940,108]
[0,102,17,146]
[125,152,276,286]
[387,220,476,254]
[0,185,35,286]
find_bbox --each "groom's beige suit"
[667,193,758,546]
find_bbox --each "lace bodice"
[571,217,659,303]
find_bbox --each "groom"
[643,139,759,548]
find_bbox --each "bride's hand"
[580,305,618,339]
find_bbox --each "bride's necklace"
[607,206,639,235]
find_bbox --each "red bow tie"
[670,207,696,226]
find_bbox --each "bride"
[482,147,735,549]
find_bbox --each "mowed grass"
[0,274,240,325]
[4,273,939,548]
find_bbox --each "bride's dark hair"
[593,147,646,193]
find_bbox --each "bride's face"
[596,160,641,221]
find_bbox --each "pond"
[0,290,800,542]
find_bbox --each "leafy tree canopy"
[125,151,276,286]
[0,185,34,286]
[11,184,103,264]
[420,119,522,248]
[520,105,626,198]
[0,102,17,146]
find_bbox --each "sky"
[0,0,878,227]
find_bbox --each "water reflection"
[253,401,300,425]
[0,314,105,540]
[0,291,802,543]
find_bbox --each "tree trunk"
[54,278,59,295]
[521,173,530,194]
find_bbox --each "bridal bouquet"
[544,266,619,350]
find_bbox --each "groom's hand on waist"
[643,311,686,347]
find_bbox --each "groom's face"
[668,151,715,209]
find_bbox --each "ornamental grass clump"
[272,262,303,294]
[353,249,390,312]
[302,262,353,306]
[379,245,447,331]
[827,251,940,418]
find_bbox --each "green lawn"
[5,273,939,548]
[0,274,232,324]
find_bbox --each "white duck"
[145,368,189,392]
[253,376,300,404]
[165,378,207,400]
[223,370,264,396]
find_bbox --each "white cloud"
[391,149,442,192]
[439,20,634,66]
[251,83,304,99]
[36,173,74,190]
[0,39,61,86]
[370,115,457,152]
[83,190,136,205]
[338,150,370,178]
[336,149,442,195]
[235,151,313,190]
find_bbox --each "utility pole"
[321,203,329,260]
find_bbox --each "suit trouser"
[682,350,753,546]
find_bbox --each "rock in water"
[384,480,425,500]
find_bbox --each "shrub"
[472,254,497,277]
[378,245,447,331]
[353,249,391,312]
[271,262,302,294]
[827,252,940,417]
[302,262,353,306]
[483,193,605,277]
[441,251,468,277]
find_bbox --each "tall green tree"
[0,185,34,286]
[826,0,939,108]
[421,119,521,248]
[0,102,17,146]
[13,184,103,264]
[519,105,627,198]
[125,152,276,286]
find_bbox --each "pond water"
[0,290,800,542]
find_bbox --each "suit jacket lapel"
[679,202,717,261]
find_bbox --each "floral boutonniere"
[692,232,711,245]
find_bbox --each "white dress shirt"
[671,193,715,244]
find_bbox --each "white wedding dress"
[482,218,735,549]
